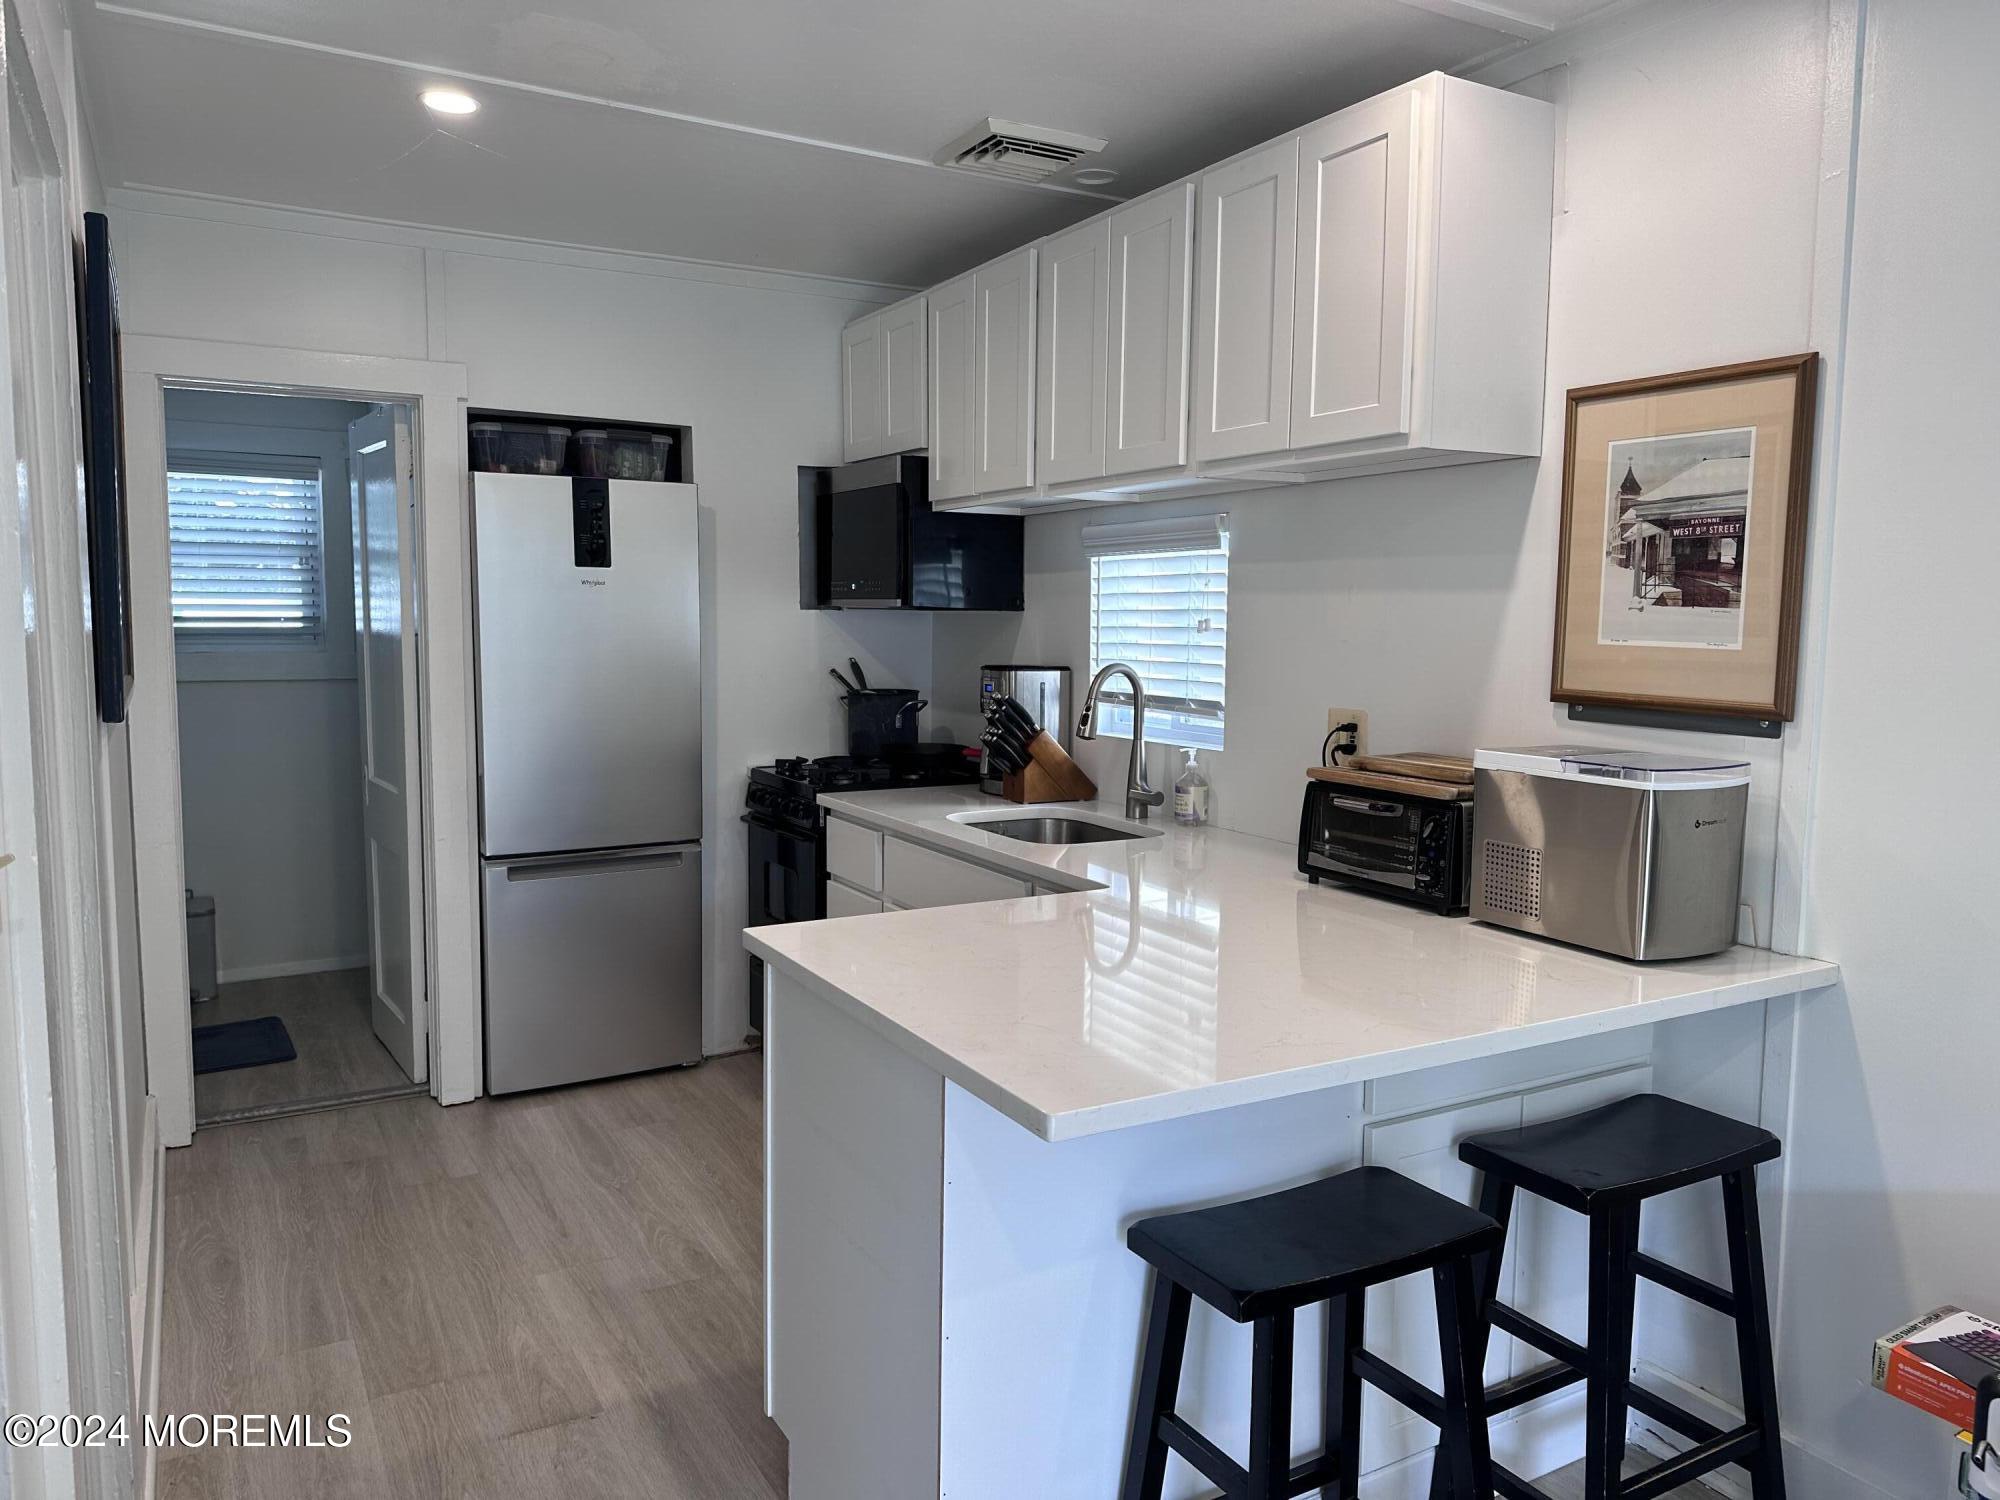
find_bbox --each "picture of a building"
[1600,428,1755,649]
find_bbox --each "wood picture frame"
[1550,353,1819,721]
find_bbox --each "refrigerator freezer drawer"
[483,844,703,1094]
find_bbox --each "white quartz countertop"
[744,787,1839,1141]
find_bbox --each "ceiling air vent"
[936,118,1109,184]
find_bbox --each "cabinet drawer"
[825,816,883,893]
[882,837,1032,909]
[825,877,884,919]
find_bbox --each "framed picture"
[1551,353,1819,721]
[77,210,134,723]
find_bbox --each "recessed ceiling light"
[420,87,479,117]
[1070,167,1119,186]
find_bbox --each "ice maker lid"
[1474,745,1750,789]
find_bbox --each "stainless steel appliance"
[1470,746,1750,960]
[803,455,1024,611]
[978,665,1071,794]
[473,473,703,1093]
[1297,778,1474,914]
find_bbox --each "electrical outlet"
[1325,708,1369,761]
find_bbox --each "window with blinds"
[167,454,327,649]
[1085,513,1228,751]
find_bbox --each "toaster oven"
[1297,778,1473,915]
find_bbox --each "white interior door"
[349,406,426,1084]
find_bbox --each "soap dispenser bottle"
[1172,748,1210,827]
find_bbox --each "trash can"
[185,890,217,1003]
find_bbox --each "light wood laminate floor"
[193,968,414,1121]
[160,1053,1719,1499]
[160,1053,783,1499]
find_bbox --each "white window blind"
[168,453,327,648]
[1085,512,1228,750]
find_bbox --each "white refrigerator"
[471,473,703,1093]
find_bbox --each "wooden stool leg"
[1723,1168,1789,1500]
[1434,1257,1496,1500]
[1429,1176,1513,1500]
[1583,1203,1641,1500]
[1326,1292,1365,1500]
[1247,1309,1296,1500]
[1121,1276,1192,1500]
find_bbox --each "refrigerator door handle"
[502,846,694,880]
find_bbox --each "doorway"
[164,387,429,1124]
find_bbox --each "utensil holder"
[1001,733,1096,804]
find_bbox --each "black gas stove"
[743,746,982,1031]
[745,749,981,832]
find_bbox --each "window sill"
[174,647,357,685]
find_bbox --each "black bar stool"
[1121,1165,1503,1500]
[1441,1093,1787,1500]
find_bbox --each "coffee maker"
[978,665,1071,794]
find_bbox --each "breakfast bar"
[747,787,1838,1499]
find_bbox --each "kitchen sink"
[974,816,1153,845]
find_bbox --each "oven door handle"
[1329,795,1403,817]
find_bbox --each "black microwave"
[802,455,1024,611]
[1297,778,1473,915]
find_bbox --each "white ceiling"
[76,0,1620,287]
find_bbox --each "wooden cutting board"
[1306,765,1474,802]
[1347,751,1474,785]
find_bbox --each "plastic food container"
[574,428,676,482]
[470,421,571,475]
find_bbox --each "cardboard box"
[1873,1306,2000,1430]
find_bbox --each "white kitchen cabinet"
[883,836,1032,910]
[1192,137,1299,465]
[881,295,928,456]
[825,878,884,919]
[877,70,1552,511]
[972,246,1038,498]
[1035,219,1110,489]
[928,272,978,502]
[1104,182,1196,478]
[825,815,884,894]
[1289,89,1418,450]
[841,315,885,463]
[1196,73,1555,479]
[841,292,927,463]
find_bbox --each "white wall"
[111,199,936,1052]
[1780,1,2000,1493]
[166,390,372,980]
[939,0,1832,948]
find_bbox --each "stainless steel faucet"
[1076,663,1168,821]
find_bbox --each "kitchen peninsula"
[748,787,1837,1499]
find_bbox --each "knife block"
[1001,734,1097,804]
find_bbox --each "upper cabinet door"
[1036,220,1110,488]
[880,295,928,456]
[1192,137,1299,464]
[841,312,886,463]
[1105,181,1194,478]
[929,273,978,501]
[974,246,1038,495]
[1290,90,1420,449]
